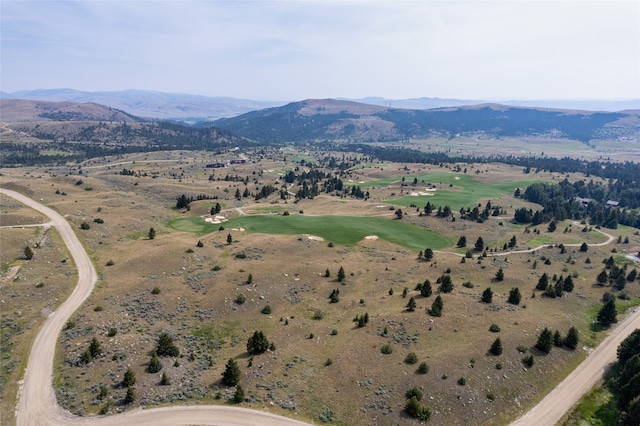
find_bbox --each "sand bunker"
[364,235,379,240]
[231,227,246,232]
[410,189,436,196]
[205,215,228,224]
[454,176,460,180]
[307,235,324,241]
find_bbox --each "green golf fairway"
[169,215,450,251]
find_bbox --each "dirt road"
[1,188,310,426]
[510,306,640,426]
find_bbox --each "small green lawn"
[168,215,450,251]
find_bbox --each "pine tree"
[227,233,233,245]
[123,367,136,387]
[160,372,170,385]
[337,266,345,282]
[233,384,245,403]
[147,352,163,373]
[420,280,432,298]
[475,237,484,252]
[564,326,579,350]
[598,298,618,326]
[156,332,180,357]
[424,248,434,261]
[89,337,102,358]
[553,330,563,347]
[148,227,156,240]
[247,331,270,355]
[457,235,467,247]
[490,338,503,355]
[406,297,417,312]
[495,268,504,281]
[481,287,493,304]
[597,270,609,286]
[222,358,240,386]
[438,275,454,293]
[536,273,549,290]
[508,287,521,305]
[430,295,443,317]
[563,275,574,292]
[24,246,34,260]
[124,386,135,404]
[535,327,554,354]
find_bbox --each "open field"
[1,147,639,426]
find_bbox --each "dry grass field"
[1,148,639,426]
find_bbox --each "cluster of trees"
[596,257,638,290]
[534,326,579,354]
[607,329,640,425]
[535,273,574,298]
[176,193,216,209]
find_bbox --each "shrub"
[247,331,270,355]
[522,354,535,368]
[458,377,467,386]
[94,306,103,312]
[312,309,325,320]
[489,324,501,333]
[151,286,161,294]
[261,305,272,314]
[93,218,104,224]
[405,396,432,421]
[105,259,115,266]
[235,294,246,304]
[160,372,170,385]
[405,352,418,364]
[463,281,474,288]
[233,384,245,403]
[517,345,528,353]
[80,222,91,230]
[417,362,429,374]
[381,344,393,354]
[330,329,338,336]
[405,387,423,401]
[107,328,117,337]
[212,265,222,271]
[124,386,135,404]
[325,358,332,366]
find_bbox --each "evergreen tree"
[457,235,467,247]
[481,287,493,304]
[580,242,588,252]
[160,372,170,385]
[617,329,640,364]
[598,298,618,326]
[536,273,549,290]
[424,248,434,261]
[124,386,135,404]
[122,367,136,387]
[337,266,345,282]
[438,275,454,293]
[325,268,330,278]
[475,236,484,252]
[24,246,34,260]
[247,331,270,355]
[563,275,574,292]
[222,358,240,387]
[553,330,563,347]
[89,337,102,358]
[420,280,432,298]
[233,384,245,403]
[147,352,163,373]
[535,327,554,354]
[508,287,522,305]
[227,233,233,245]
[509,235,517,248]
[554,280,564,297]
[430,295,443,317]
[406,297,417,312]
[490,338,503,355]
[628,269,638,282]
[156,332,180,357]
[597,270,609,286]
[564,326,579,350]
[548,220,557,232]
[495,268,504,281]
[148,227,156,240]
[404,396,432,421]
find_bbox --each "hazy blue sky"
[2,0,638,101]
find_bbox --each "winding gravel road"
[3,187,639,426]
[2,188,310,426]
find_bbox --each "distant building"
[574,197,591,206]
[229,159,246,164]
[606,200,620,206]
[204,163,226,169]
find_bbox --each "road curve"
[510,307,640,426]
[1,188,310,426]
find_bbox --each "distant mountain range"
[2,89,638,121]
[210,99,640,144]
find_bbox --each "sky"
[1,0,639,101]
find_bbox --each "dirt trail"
[1,188,310,426]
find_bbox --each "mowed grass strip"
[169,215,450,250]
